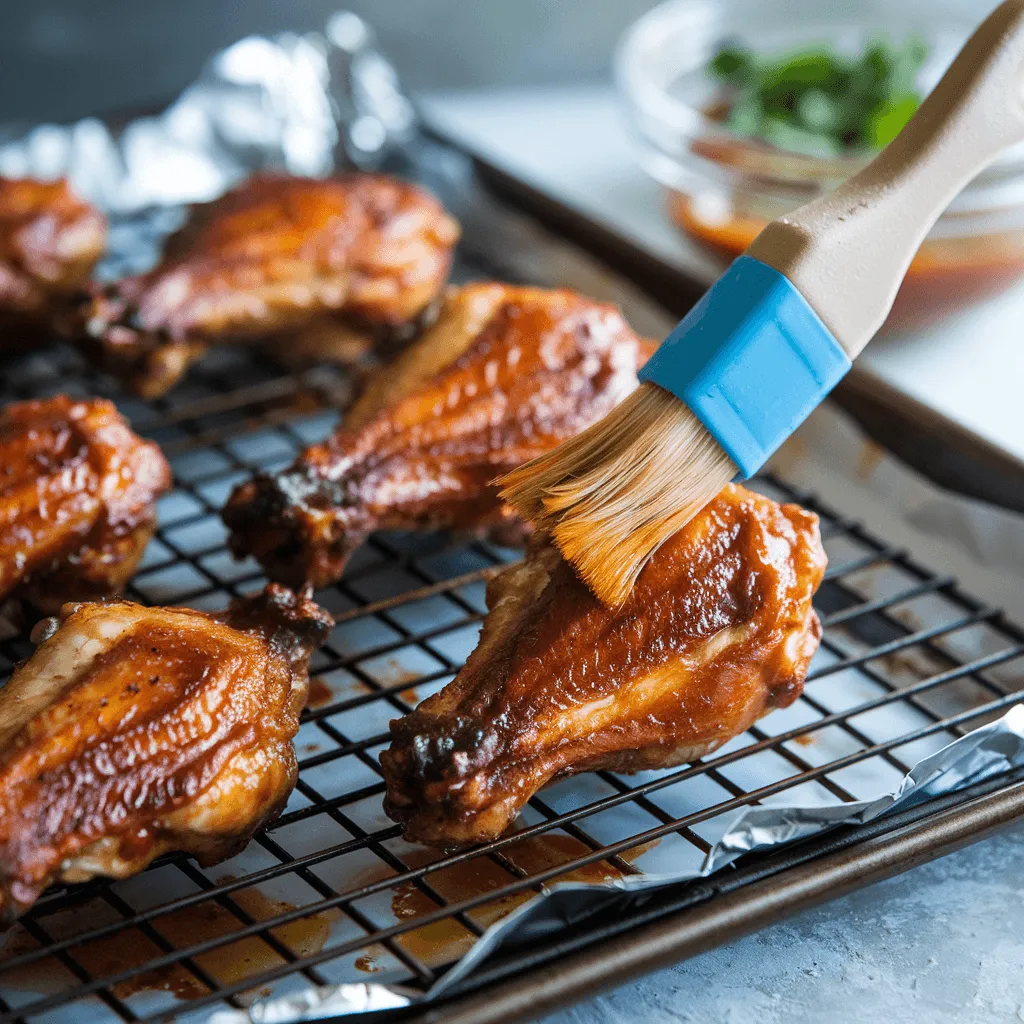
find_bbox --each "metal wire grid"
[0,343,1022,1022]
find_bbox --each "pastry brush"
[500,0,1024,606]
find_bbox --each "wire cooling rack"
[1,145,1024,1024]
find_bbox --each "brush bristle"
[499,382,736,606]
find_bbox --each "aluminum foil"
[2,14,1023,1023]
[0,11,413,213]
[208,984,414,1022]
[207,707,1024,1024]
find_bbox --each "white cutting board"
[420,85,1024,470]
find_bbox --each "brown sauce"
[0,889,340,1004]
[382,666,428,706]
[306,666,421,712]
[668,190,1024,332]
[357,833,660,972]
[856,440,887,483]
[1,835,663,996]
[353,952,385,973]
[399,684,422,705]
[305,677,334,709]
[875,646,955,686]
[0,929,70,998]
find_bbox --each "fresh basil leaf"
[710,45,757,86]
[867,93,919,148]
[709,35,928,155]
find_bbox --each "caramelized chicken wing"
[381,484,826,847]
[0,177,105,342]
[0,585,332,921]
[84,173,460,396]
[0,396,171,612]
[223,283,656,589]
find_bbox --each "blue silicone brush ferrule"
[638,255,852,478]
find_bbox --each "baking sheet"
[206,711,1024,1023]
[197,396,1024,1024]
[0,13,1023,1024]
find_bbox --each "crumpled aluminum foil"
[4,15,1023,1023]
[208,706,1024,1023]
[0,11,413,213]
[208,983,414,1022]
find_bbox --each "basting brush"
[501,0,1024,606]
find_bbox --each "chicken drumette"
[84,173,460,396]
[0,177,106,343]
[381,484,826,847]
[223,283,656,589]
[0,585,332,921]
[0,396,171,611]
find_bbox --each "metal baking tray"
[1,132,1023,1024]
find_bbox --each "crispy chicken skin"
[223,283,656,589]
[0,177,105,340]
[0,585,332,922]
[381,484,826,847]
[0,396,171,612]
[83,173,460,397]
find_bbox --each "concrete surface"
[542,822,1024,1024]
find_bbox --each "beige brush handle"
[747,0,1024,358]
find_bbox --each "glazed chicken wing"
[0,585,332,921]
[0,396,171,612]
[381,484,826,847]
[223,283,656,589]
[0,177,105,342]
[84,173,460,396]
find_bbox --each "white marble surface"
[421,85,1024,467]
[541,822,1024,1024]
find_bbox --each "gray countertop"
[541,823,1024,1024]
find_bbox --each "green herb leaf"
[708,35,928,156]
[867,93,919,148]
[710,46,757,86]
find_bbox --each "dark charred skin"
[0,177,106,344]
[82,172,460,397]
[0,396,172,612]
[223,581,335,656]
[380,484,826,848]
[0,584,332,922]
[223,283,656,590]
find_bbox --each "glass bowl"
[615,0,1024,332]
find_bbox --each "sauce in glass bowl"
[617,0,1024,333]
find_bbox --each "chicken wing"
[83,173,460,396]
[381,484,826,847]
[0,177,105,342]
[0,396,171,611]
[0,584,332,921]
[223,283,656,589]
